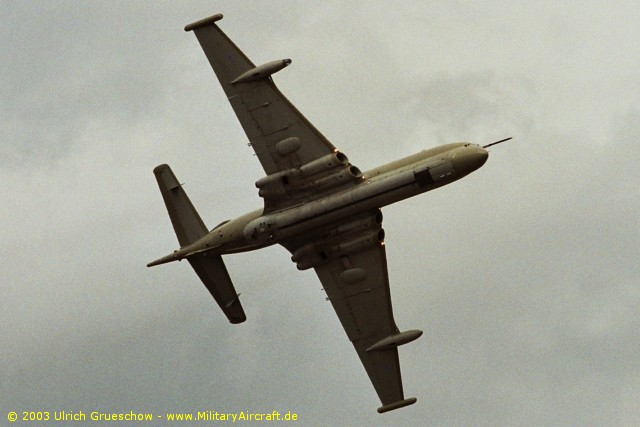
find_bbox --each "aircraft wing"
[281,210,421,413]
[185,14,362,212]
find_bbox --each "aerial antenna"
[483,137,513,149]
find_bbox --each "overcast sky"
[3,1,640,426]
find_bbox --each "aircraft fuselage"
[158,142,488,265]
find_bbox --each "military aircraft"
[148,12,510,413]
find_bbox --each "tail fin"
[150,164,246,324]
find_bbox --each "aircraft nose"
[450,145,488,176]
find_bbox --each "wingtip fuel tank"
[184,13,223,32]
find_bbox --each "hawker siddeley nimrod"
[148,12,511,413]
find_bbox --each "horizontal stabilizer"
[150,164,246,323]
[189,254,246,324]
[153,164,208,247]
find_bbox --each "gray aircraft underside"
[148,12,507,414]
